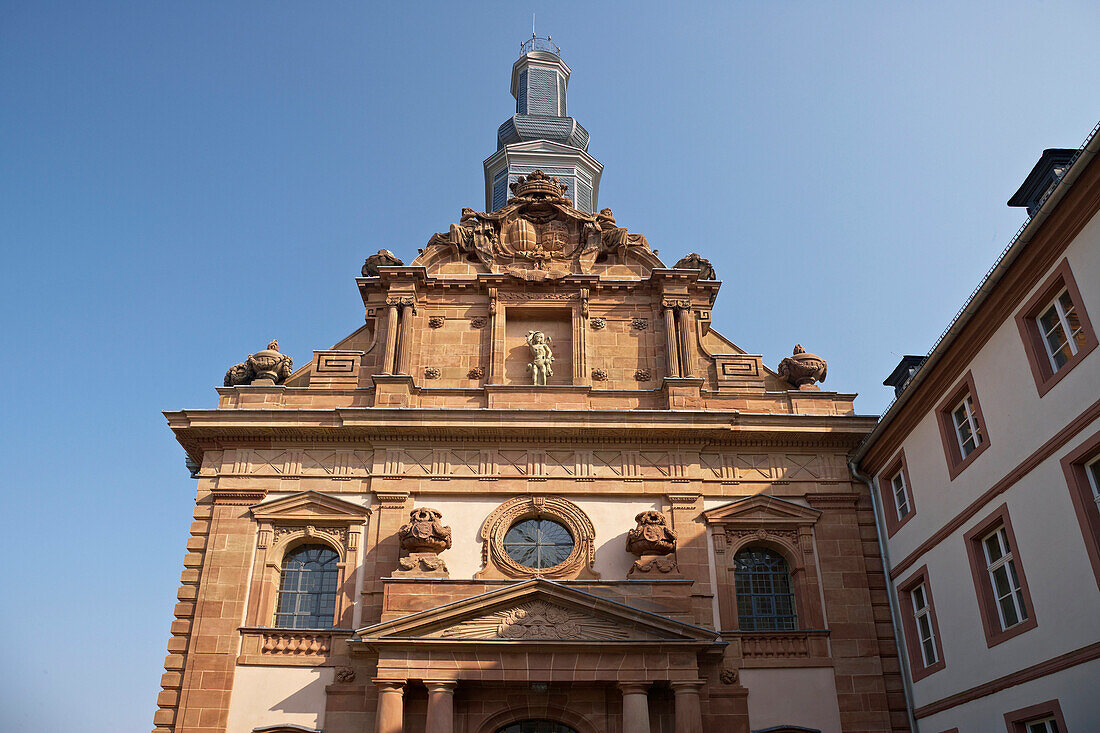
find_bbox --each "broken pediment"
[354,579,719,645]
[416,171,664,281]
[250,490,371,524]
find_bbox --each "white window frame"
[910,582,938,667]
[1086,455,1100,509]
[1037,287,1083,372]
[982,526,1028,631]
[890,470,911,521]
[952,394,983,458]
[1025,718,1059,733]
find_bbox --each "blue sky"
[1,2,1098,730]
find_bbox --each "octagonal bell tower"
[483,35,603,212]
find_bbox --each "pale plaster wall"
[879,210,1100,710]
[918,658,1100,733]
[740,667,843,733]
[224,665,333,733]
[904,426,1100,707]
[410,495,662,579]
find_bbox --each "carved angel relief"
[426,170,652,281]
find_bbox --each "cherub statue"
[525,330,554,386]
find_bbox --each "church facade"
[153,39,909,733]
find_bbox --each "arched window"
[496,722,579,733]
[274,544,339,629]
[734,547,797,631]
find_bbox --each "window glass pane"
[733,547,798,631]
[275,544,340,629]
[503,519,574,570]
[984,534,1003,563]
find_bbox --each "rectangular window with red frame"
[936,371,991,480]
[897,565,945,680]
[1004,699,1068,733]
[964,504,1038,646]
[1016,258,1096,397]
[1061,429,1100,589]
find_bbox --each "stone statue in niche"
[224,340,293,386]
[673,252,717,281]
[361,249,403,277]
[526,331,554,386]
[626,510,681,577]
[778,344,828,390]
[395,507,452,577]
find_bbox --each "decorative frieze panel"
[225,449,371,479]
[714,354,765,389]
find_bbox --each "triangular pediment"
[355,579,719,645]
[703,495,821,525]
[250,490,370,523]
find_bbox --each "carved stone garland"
[477,496,599,580]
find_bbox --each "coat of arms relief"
[426,170,652,281]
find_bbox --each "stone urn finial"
[626,510,680,576]
[395,507,452,577]
[223,339,293,386]
[778,344,827,390]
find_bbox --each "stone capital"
[618,682,652,695]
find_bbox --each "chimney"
[883,355,926,399]
[1007,148,1077,217]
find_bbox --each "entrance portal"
[496,721,579,733]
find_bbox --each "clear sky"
[1,2,1098,730]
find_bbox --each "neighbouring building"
[851,127,1100,732]
[152,38,913,733]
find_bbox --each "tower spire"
[482,36,603,212]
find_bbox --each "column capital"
[373,678,406,693]
[618,682,651,695]
[425,680,457,692]
[670,679,705,692]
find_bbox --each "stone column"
[382,303,399,374]
[425,680,456,733]
[672,680,704,733]
[677,307,695,377]
[374,679,405,733]
[663,305,681,377]
[396,304,414,375]
[619,683,651,733]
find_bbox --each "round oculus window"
[503,518,574,570]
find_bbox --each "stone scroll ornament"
[626,510,680,576]
[425,170,652,281]
[526,330,554,386]
[394,507,452,577]
[777,344,828,390]
[224,340,293,386]
[361,249,403,277]
[672,252,717,281]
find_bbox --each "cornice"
[164,408,876,464]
